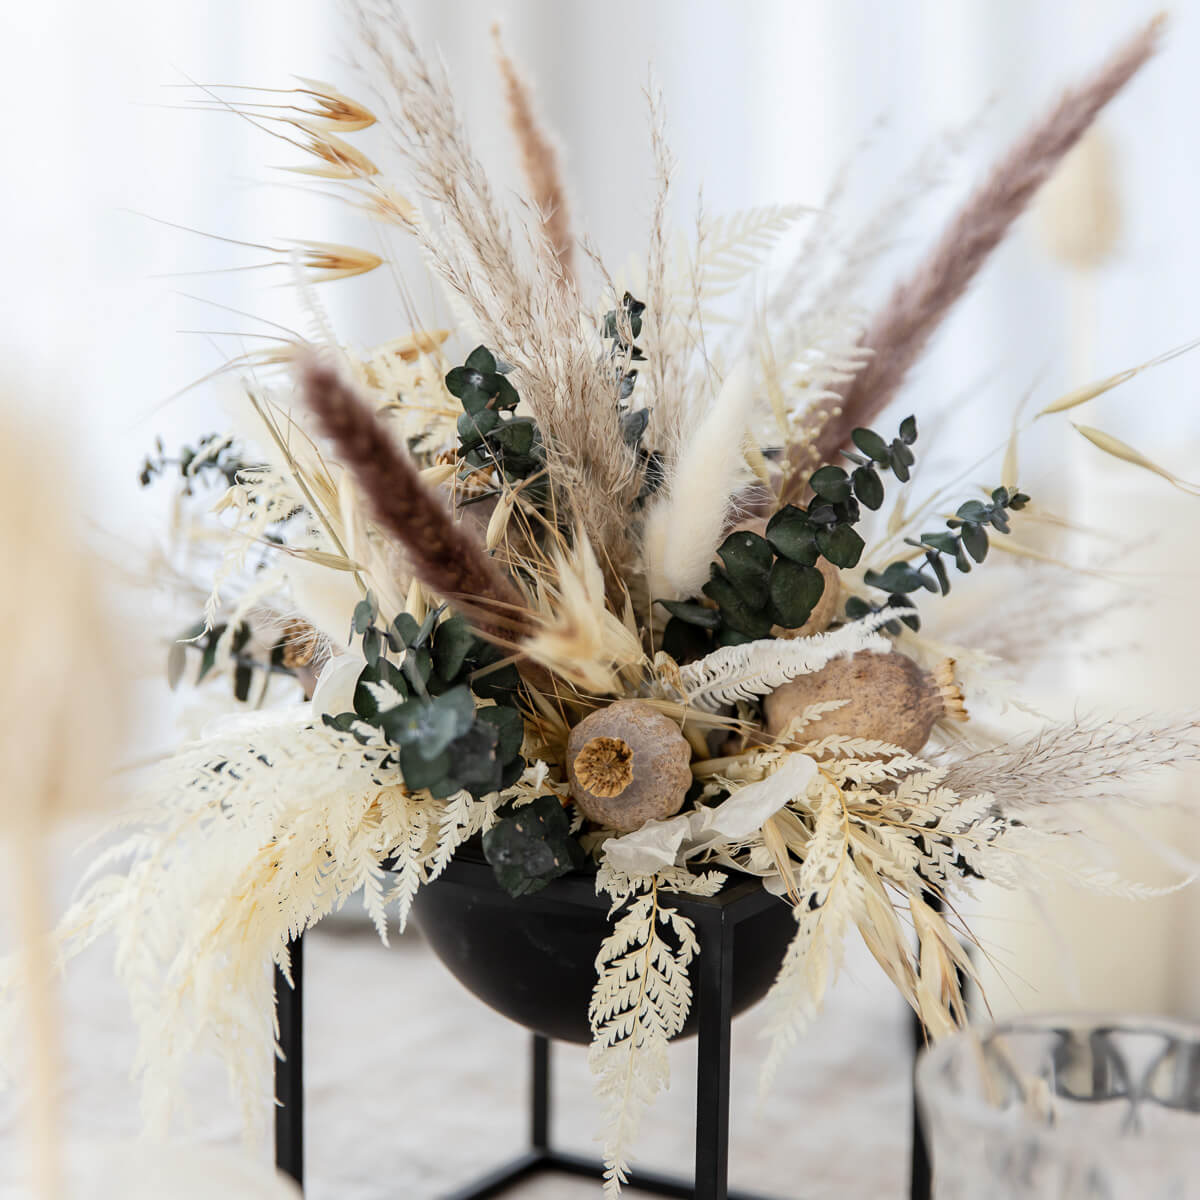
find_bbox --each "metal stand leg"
[695,916,733,1200]
[531,1033,550,1150]
[275,933,304,1191]
[910,1006,931,1200]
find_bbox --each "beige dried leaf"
[1072,423,1200,495]
[1037,334,1200,416]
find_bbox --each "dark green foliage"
[321,602,530,802]
[769,559,825,628]
[655,416,921,659]
[863,486,1030,607]
[446,346,547,504]
[482,795,587,897]
[601,293,665,509]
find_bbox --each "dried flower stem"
[792,16,1163,488]
[301,360,531,642]
[491,24,576,287]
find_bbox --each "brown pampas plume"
[491,24,576,288]
[794,15,1163,485]
[301,359,533,645]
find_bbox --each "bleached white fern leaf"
[758,793,865,1098]
[694,204,809,325]
[589,878,697,1197]
[673,614,897,712]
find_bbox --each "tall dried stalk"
[491,24,576,288]
[301,360,532,642]
[349,2,641,589]
[791,16,1163,488]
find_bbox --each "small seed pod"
[763,652,967,754]
[566,699,693,832]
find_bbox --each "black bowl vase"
[410,842,797,1045]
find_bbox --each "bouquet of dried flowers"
[38,8,1200,1193]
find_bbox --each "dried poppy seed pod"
[566,699,692,832]
[763,652,967,754]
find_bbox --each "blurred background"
[1,1,1197,1197]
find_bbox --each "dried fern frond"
[670,615,896,712]
[589,877,697,1196]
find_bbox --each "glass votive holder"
[916,1014,1200,1198]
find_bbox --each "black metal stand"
[273,881,935,1199]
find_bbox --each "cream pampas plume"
[300,359,536,645]
[643,359,758,601]
[0,393,125,1200]
[491,24,576,287]
[801,15,1163,476]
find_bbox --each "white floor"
[1,892,913,1199]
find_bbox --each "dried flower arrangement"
[33,8,1200,1194]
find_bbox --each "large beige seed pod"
[566,699,692,832]
[763,652,966,754]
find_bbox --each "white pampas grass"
[642,359,758,601]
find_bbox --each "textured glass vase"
[916,1015,1200,1198]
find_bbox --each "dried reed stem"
[491,24,576,287]
[796,16,1163,482]
[302,360,532,642]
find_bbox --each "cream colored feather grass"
[642,359,759,602]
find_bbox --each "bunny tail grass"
[301,359,533,644]
[799,15,1163,479]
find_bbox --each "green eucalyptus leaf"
[768,559,825,629]
[476,705,526,764]
[809,465,852,503]
[662,616,712,663]
[864,562,929,594]
[926,551,950,595]
[431,615,475,683]
[399,743,451,791]
[702,574,772,638]
[353,596,377,636]
[482,794,583,898]
[717,530,774,586]
[960,521,989,562]
[816,524,864,569]
[852,466,884,510]
[656,599,722,629]
[465,345,496,373]
[765,508,819,565]
[851,428,890,462]
[899,415,918,445]
[391,612,420,648]
[918,531,960,555]
[362,627,382,666]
